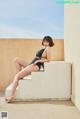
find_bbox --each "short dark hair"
[42,36,54,47]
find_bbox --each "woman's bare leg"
[9,64,39,101]
[13,57,29,73]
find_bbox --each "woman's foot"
[5,95,14,103]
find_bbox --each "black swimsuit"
[29,48,46,70]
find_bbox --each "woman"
[5,36,54,102]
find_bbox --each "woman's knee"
[13,57,20,63]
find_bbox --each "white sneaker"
[23,75,32,80]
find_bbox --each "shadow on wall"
[0,38,64,92]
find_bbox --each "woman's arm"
[34,47,51,64]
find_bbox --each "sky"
[0,0,64,39]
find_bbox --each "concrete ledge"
[15,61,72,100]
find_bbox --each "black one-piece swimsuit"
[29,48,45,70]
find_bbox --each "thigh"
[16,64,39,79]
[14,57,29,67]
[22,64,39,73]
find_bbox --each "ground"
[0,93,80,119]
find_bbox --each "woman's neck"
[43,46,49,48]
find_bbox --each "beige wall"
[64,5,80,110]
[0,38,64,92]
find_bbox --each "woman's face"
[43,40,49,47]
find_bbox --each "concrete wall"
[0,38,64,92]
[64,5,80,110]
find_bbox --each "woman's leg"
[13,57,29,73]
[10,64,39,99]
